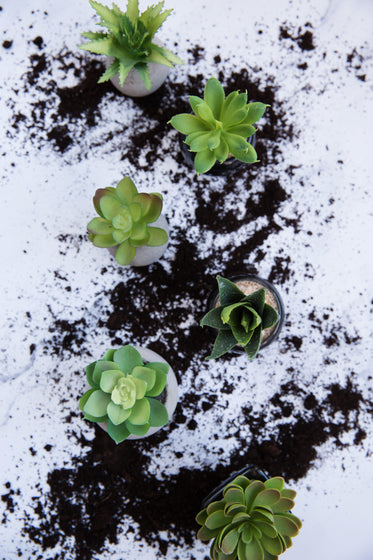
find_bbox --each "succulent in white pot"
[79,344,178,443]
[87,176,169,267]
[79,0,183,97]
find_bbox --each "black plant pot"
[179,132,256,177]
[206,274,284,356]
[201,465,269,510]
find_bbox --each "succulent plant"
[79,345,170,443]
[196,475,302,560]
[200,276,279,360]
[79,0,183,89]
[169,77,268,174]
[87,176,168,266]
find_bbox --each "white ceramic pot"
[105,41,170,97]
[108,213,169,267]
[96,346,178,440]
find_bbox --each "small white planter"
[108,213,169,267]
[96,346,178,441]
[105,41,170,97]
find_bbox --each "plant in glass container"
[79,0,183,96]
[200,275,283,360]
[87,176,169,266]
[169,77,268,175]
[79,344,178,443]
[196,473,302,560]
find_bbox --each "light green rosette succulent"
[200,276,279,360]
[87,176,168,266]
[196,475,302,560]
[79,345,170,443]
[169,77,268,174]
[79,0,183,89]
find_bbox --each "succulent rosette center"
[111,376,137,409]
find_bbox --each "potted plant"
[87,176,169,266]
[169,77,268,175]
[79,0,183,97]
[196,471,302,560]
[200,275,283,360]
[79,344,178,443]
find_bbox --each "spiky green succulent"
[196,475,302,560]
[87,176,168,265]
[79,345,170,443]
[200,276,279,360]
[79,0,183,89]
[169,77,268,174]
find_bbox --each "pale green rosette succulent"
[169,77,268,174]
[87,176,168,266]
[79,345,170,443]
[196,475,302,560]
[79,0,183,89]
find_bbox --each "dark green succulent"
[79,345,170,443]
[169,77,268,174]
[200,276,279,360]
[196,475,302,560]
[87,176,168,266]
[79,0,183,89]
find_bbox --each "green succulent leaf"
[92,233,117,248]
[100,369,125,393]
[264,477,285,491]
[262,304,279,330]
[253,489,281,509]
[194,149,217,174]
[87,217,113,235]
[204,77,225,119]
[261,534,284,556]
[230,143,258,164]
[242,289,266,315]
[79,388,96,412]
[148,398,169,427]
[125,420,151,436]
[113,345,143,373]
[224,486,245,505]
[213,137,229,163]
[141,194,163,223]
[92,360,121,386]
[239,538,264,560]
[83,389,111,417]
[200,305,229,330]
[271,497,295,513]
[147,226,168,246]
[217,275,245,305]
[274,515,300,537]
[207,329,237,359]
[85,361,98,388]
[145,369,167,397]
[246,102,268,125]
[197,525,219,542]
[107,401,132,425]
[115,240,137,265]
[131,365,156,391]
[205,510,229,530]
[243,327,262,360]
[106,419,131,443]
[169,114,209,135]
[134,61,151,89]
[223,132,250,153]
[97,59,120,83]
[221,528,239,555]
[99,195,124,220]
[128,397,150,425]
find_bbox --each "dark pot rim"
[201,464,269,510]
[179,131,257,177]
[206,274,285,355]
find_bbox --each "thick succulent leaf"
[207,329,237,359]
[169,114,209,135]
[262,304,279,330]
[151,43,183,65]
[196,508,208,525]
[261,534,284,556]
[255,521,278,539]
[224,503,246,517]
[242,289,266,315]
[204,77,225,119]
[83,411,108,423]
[205,510,229,530]
[100,369,125,393]
[99,194,123,220]
[245,102,268,125]
[189,94,204,115]
[107,401,132,425]
[264,477,285,491]
[243,327,262,360]
[81,31,108,40]
[197,525,219,542]
[223,132,250,153]
[125,0,139,23]
[194,148,217,174]
[132,366,156,391]
[79,37,115,56]
[145,369,167,397]
[128,397,150,425]
[142,194,163,223]
[102,349,115,361]
[278,512,302,530]
[148,398,168,427]
[189,131,215,152]
[238,538,264,560]
[220,302,246,325]
[92,360,121,386]
[231,512,251,523]
[225,123,256,138]
[230,143,258,164]
[125,420,150,436]
[92,233,117,248]
[97,59,120,83]
[274,515,300,537]
[113,345,143,372]
[241,524,254,544]
[207,130,221,150]
[87,217,113,235]
[253,489,281,509]
[194,100,218,125]
[146,47,174,67]
[106,419,130,444]
[271,498,294,513]
[146,361,169,376]
[89,0,121,29]
[244,481,266,510]
[231,321,254,347]
[93,188,109,217]
[223,486,245,505]
[200,306,229,330]
[129,202,142,222]
[85,361,98,388]
[115,176,137,205]
[222,92,248,123]
[134,62,151,89]
[131,376,147,399]
[231,475,250,489]
[146,226,168,247]
[217,275,245,305]
[221,528,239,555]
[254,506,275,520]
[145,9,172,38]
[214,137,229,163]
[112,229,130,244]
[83,390,111,417]
[115,240,136,265]
[129,220,148,242]
[206,501,225,516]
[281,489,297,500]
[79,388,96,412]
